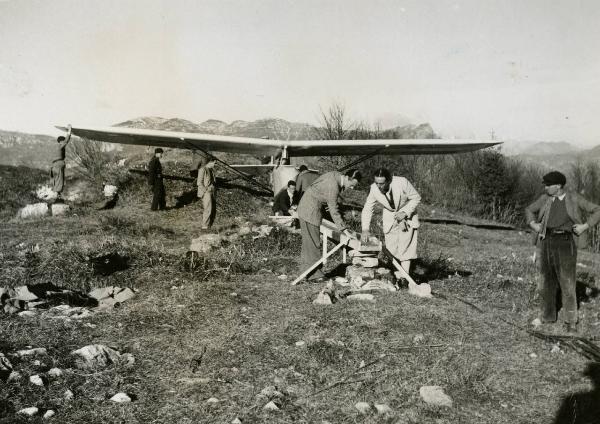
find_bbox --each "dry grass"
[2,167,600,423]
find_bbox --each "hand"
[394,211,407,221]
[361,230,370,241]
[573,223,589,235]
[530,222,542,233]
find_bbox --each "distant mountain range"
[114,116,437,140]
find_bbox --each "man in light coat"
[197,158,217,230]
[361,168,421,274]
[525,170,600,333]
[297,169,361,282]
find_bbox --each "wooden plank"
[291,241,347,285]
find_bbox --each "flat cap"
[542,171,566,186]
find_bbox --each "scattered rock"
[18,406,39,416]
[334,276,348,285]
[346,293,375,302]
[36,185,58,202]
[419,386,453,407]
[17,347,47,357]
[295,341,306,347]
[110,392,132,403]
[531,318,542,328]
[122,353,135,367]
[313,291,332,305]
[278,275,288,280]
[374,403,392,414]
[8,371,22,382]
[190,234,225,253]
[355,402,371,414]
[551,344,562,354]
[17,203,48,219]
[413,334,425,344]
[252,225,273,239]
[258,386,285,400]
[51,203,70,216]
[263,401,279,411]
[529,353,538,359]
[206,397,219,404]
[64,389,74,401]
[48,368,63,378]
[88,286,135,308]
[407,281,432,298]
[71,344,122,370]
[18,310,37,318]
[43,409,56,419]
[231,418,242,424]
[29,374,45,386]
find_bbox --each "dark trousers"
[151,181,166,211]
[540,234,577,323]
[299,219,324,280]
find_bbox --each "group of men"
[295,166,600,335]
[54,133,600,334]
[147,148,217,230]
[295,167,421,283]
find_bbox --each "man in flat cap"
[148,148,166,211]
[526,170,600,333]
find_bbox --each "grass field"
[1,170,600,423]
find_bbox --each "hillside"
[1,164,600,423]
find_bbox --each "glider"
[56,125,500,193]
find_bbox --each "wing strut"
[180,140,274,195]
[337,148,387,172]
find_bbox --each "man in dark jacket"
[295,165,319,198]
[272,180,301,216]
[297,169,360,282]
[148,148,166,211]
[525,171,600,333]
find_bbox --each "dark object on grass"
[528,330,600,362]
[95,194,119,210]
[91,253,129,276]
[27,282,98,308]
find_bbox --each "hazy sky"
[1,0,599,145]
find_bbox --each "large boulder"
[17,203,48,219]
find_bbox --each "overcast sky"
[1,0,599,145]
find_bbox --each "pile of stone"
[1,284,136,315]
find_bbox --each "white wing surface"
[56,125,500,157]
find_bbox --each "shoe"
[564,323,578,334]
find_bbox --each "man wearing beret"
[148,148,166,211]
[526,171,600,333]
